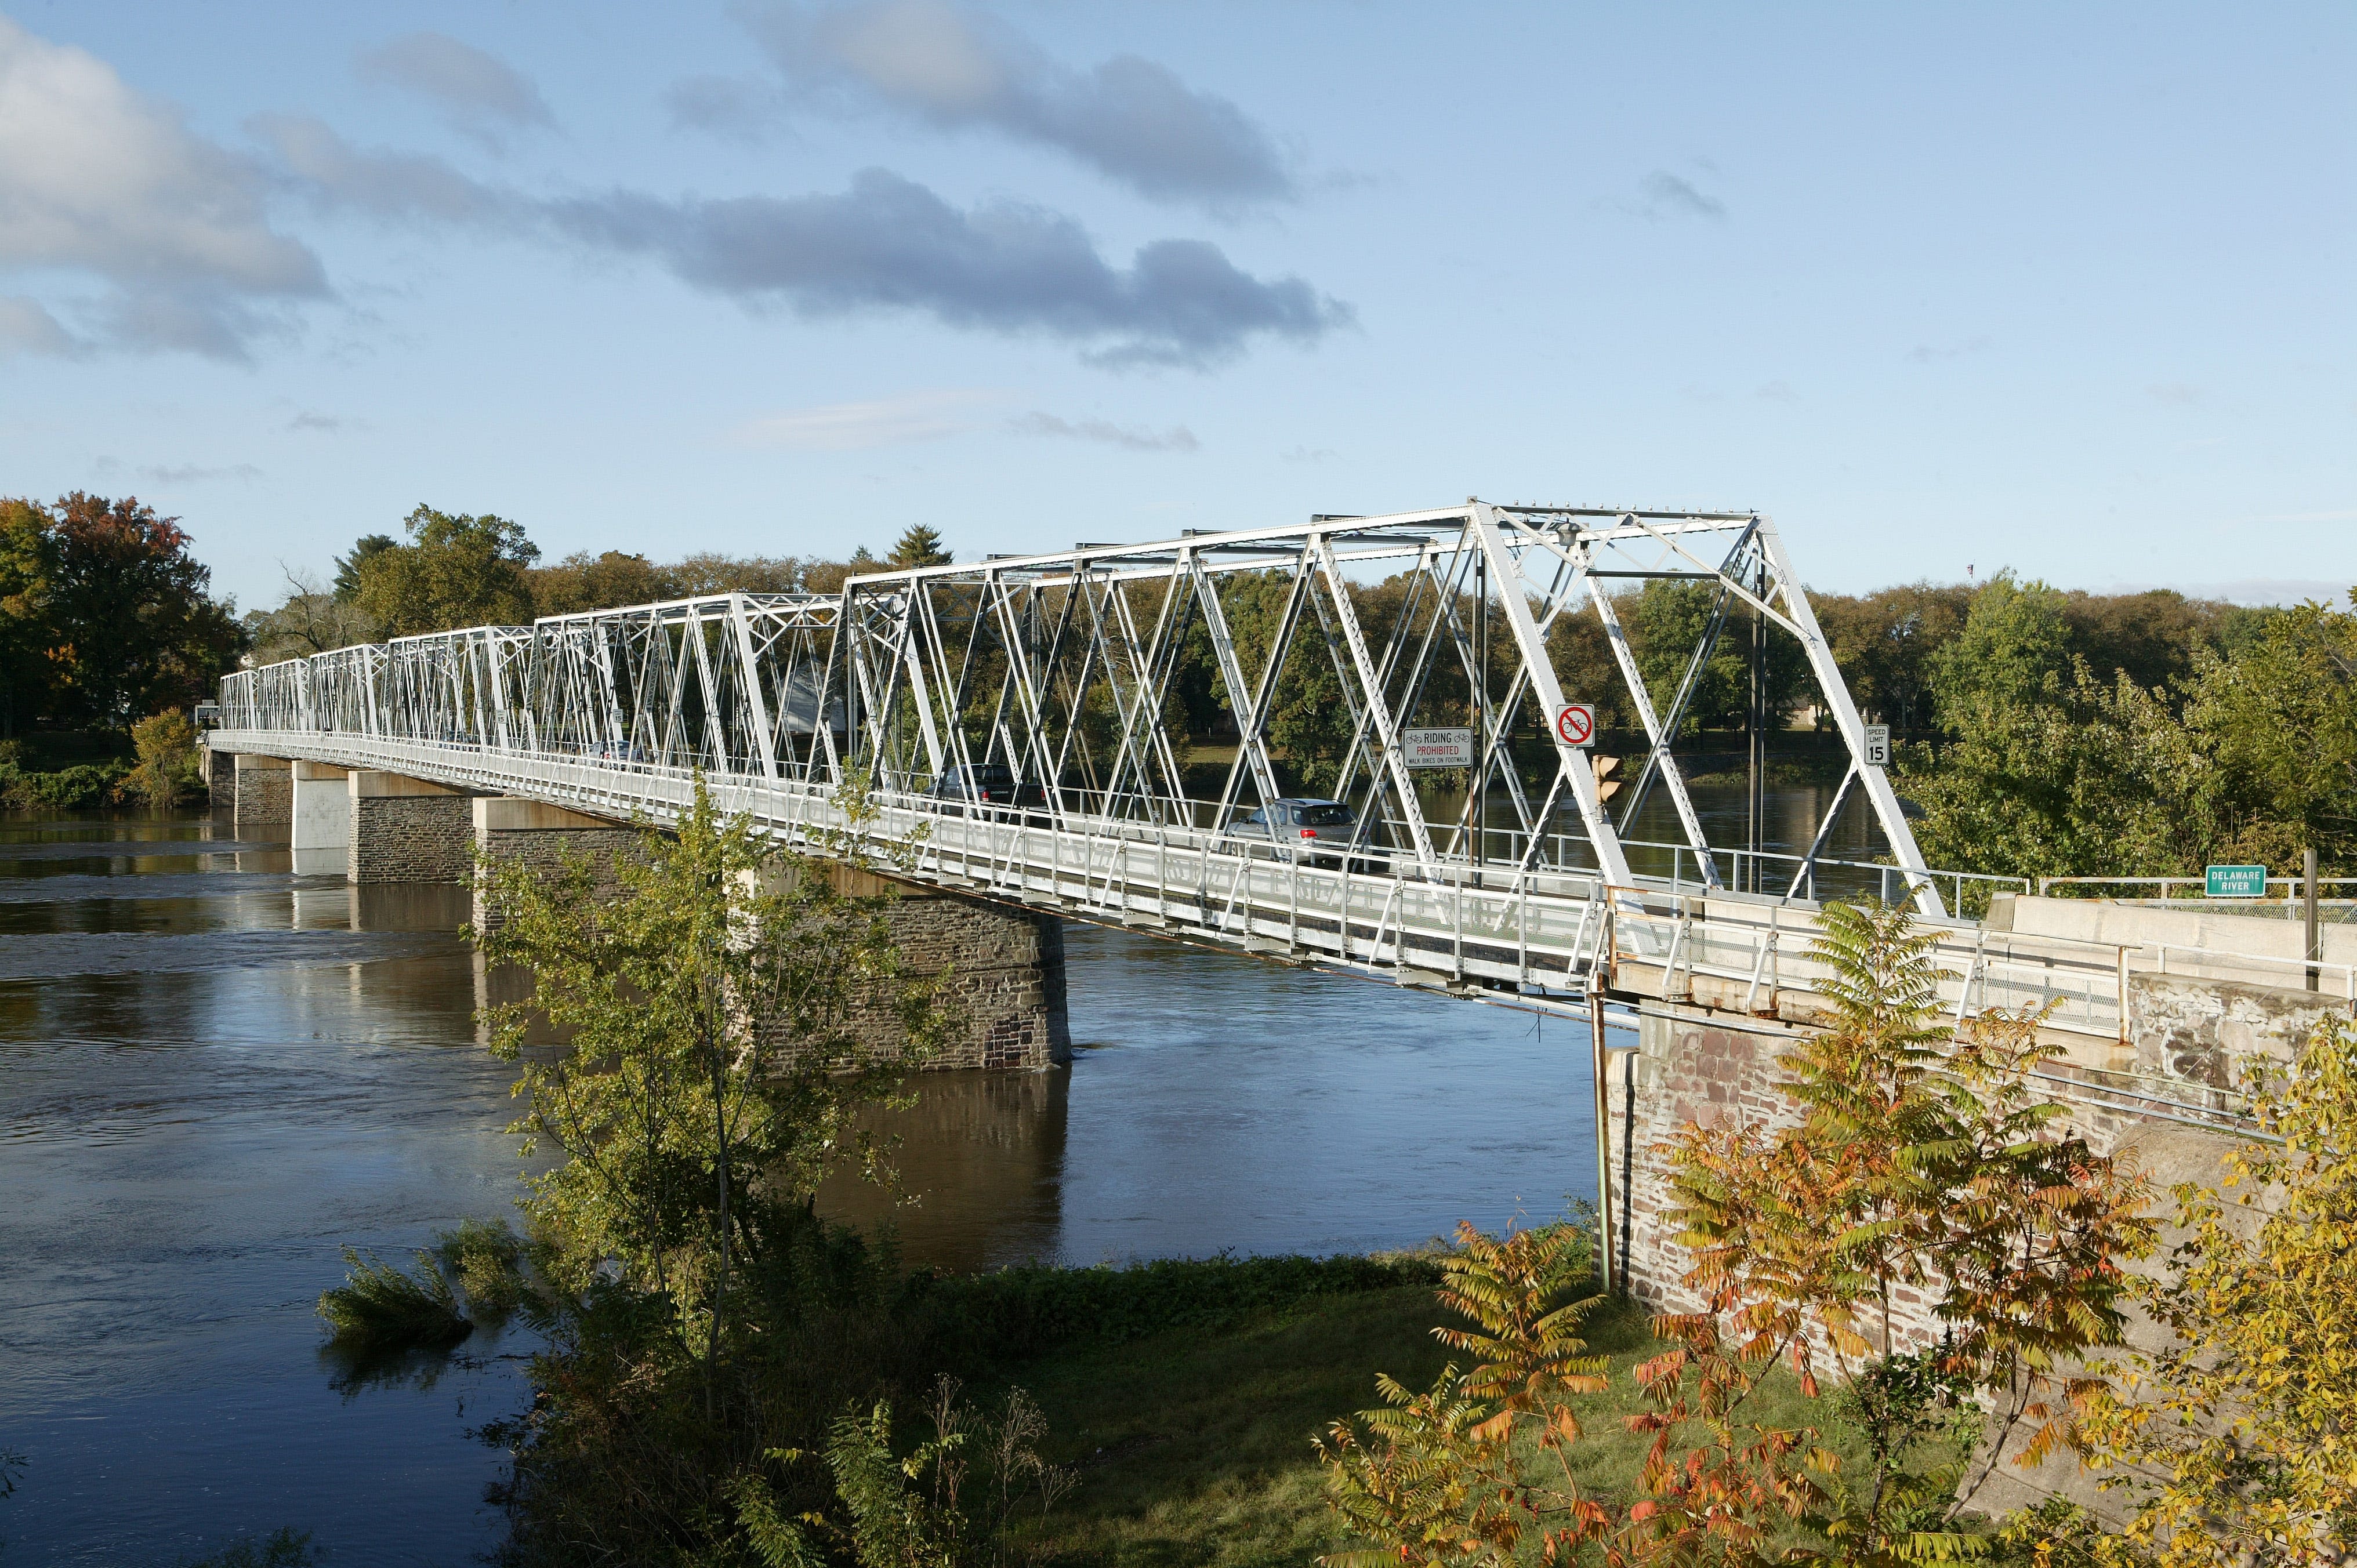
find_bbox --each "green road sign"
[2206,863,2267,898]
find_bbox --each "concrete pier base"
[349,771,474,883]
[206,744,235,811]
[231,753,290,834]
[290,761,350,875]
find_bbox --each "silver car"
[1226,797,1387,871]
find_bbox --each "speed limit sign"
[1554,703,1595,748]
[1863,724,1891,768]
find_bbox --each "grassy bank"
[328,1218,1979,1567]
[1002,1281,1926,1568]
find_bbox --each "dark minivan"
[922,763,1049,815]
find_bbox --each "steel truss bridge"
[214,502,2139,1047]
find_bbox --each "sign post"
[1554,703,1595,749]
[2205,863,2267,899]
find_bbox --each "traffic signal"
[1593,754,1622,804]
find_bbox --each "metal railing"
[2037,874,2357,899]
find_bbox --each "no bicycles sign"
[1554,703,1595,747]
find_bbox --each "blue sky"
[1,2,2349,612]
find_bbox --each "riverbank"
[456,1219,1963,1568]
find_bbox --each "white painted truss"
[219,503,1950,906]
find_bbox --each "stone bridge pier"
[1597,966,2336,1523]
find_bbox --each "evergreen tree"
[887,525,951,568]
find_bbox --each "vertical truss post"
[728,596,780,781]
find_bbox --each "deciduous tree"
[2074,1018,2357,1567]
[26,493,242,730]
[353,505,539,635]
[473,774,945,1370]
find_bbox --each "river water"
[0,804,1702,1566]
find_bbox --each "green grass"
[1005,1285,1960,1568]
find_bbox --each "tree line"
[242,506,955,665]
[0,492,242,738]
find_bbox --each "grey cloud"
[1636,171,1725,221]
[287,410,354,433]
[1010,411,1197,451]
[0,16,326,360]
[357,31,554,147]
[738,1,1296,209]
[662,74,783,143]
[251,114,521,228]
[0,295,79,358]
[546,168,1347,367]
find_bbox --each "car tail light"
[1300,827,1317,839]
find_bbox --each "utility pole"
[1590,989,1616,1294]
[1747,558,1767,894]
[2306,845,2321,992]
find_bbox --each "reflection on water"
[0,814,524,1568]
[821,922,1616,1274]
[1,803,1658,1563]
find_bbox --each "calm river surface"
[0,807,1686,1566]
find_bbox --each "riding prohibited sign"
[1399,728,1475,768]
[1554,703,1595,748]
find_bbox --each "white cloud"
[549,169,1348,368]
[0,16,325,358]
[728,388,1005,450]
[251,113,518,227]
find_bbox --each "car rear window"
[1300,804,1354,827]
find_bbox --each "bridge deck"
[217,729,2152,1054]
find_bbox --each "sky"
[0,1,2350,615]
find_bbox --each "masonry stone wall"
[231,756,290,832]
[1601,985,2316,1525]
[846,892,1070,1070]
[207,745,235,809]
[471,822,649,929]
[352,795,476,883]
